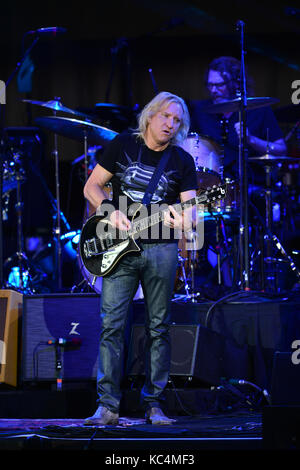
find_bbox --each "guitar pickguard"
[100,239,131,273]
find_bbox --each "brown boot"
[84,406,119,426]
[145,407,176,425]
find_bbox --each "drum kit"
[2,95,300,297]
[175,98,300,300]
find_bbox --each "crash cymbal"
[35,116,118,146]
[23,99,91,119]
[249,154,300,162]
[203,97,279,114]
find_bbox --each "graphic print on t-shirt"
[115,149,177,204]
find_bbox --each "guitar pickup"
[84,238,99,258]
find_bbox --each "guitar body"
[79,214,141,277]
[79,184,227,278]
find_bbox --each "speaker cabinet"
[126,324,225,385]
[21,293,101,383]
[0,289,23,386]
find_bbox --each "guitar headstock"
[196,183,228,205]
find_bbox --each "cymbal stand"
[14,155,27,291]
[237,20,251,291]
[189,232,200,302]
[52,99,62,290]
[83,130,89,183]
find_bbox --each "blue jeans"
[96,242,178,413]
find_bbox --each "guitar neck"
[129,196,201,237]
[126,184,226,238]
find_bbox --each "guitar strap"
[142,145,172,206]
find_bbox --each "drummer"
[188,56,287,183]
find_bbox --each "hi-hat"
[249,154,300,162]
[203,97,279,114]
[23,99,91,119]
[35,116,118,145]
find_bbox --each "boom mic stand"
[237,20,251,291]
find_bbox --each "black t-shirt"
[188,99,284,184]
[97,132,198,242]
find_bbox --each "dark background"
[1,0,299,287]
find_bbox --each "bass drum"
[179,133,222,190]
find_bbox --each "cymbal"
[203,97,279,114]
[249,154,300,162]
[35,116,118,145]
[23,99,91,119]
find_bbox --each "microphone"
[47,337,82,347]
[28,27,67,36]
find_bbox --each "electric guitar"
[79,184,227,278]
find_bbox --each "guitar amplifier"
[21,293,101,382]
[126,324,225,385]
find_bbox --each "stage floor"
[0,410,263,453]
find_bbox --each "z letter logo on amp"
[69,322,80,336]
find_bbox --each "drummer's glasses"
[206,80,229,90]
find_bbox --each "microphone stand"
[237,20,251,291]
[0,34,40,289]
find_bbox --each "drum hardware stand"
[14,158,27,291]
[188,231,201,302]
[237,20,251,291]
[3,156,34,293]
[208,207,233,287]
[28,157,70,290]
[51,98,63,291]
[71,135,96,293]
[256,155,300,291]
[0,134,6,287]
[176,253,191,300]
[0,33,40,288]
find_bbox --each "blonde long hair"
[134,91,190,145]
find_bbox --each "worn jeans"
[96,241,178,413]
